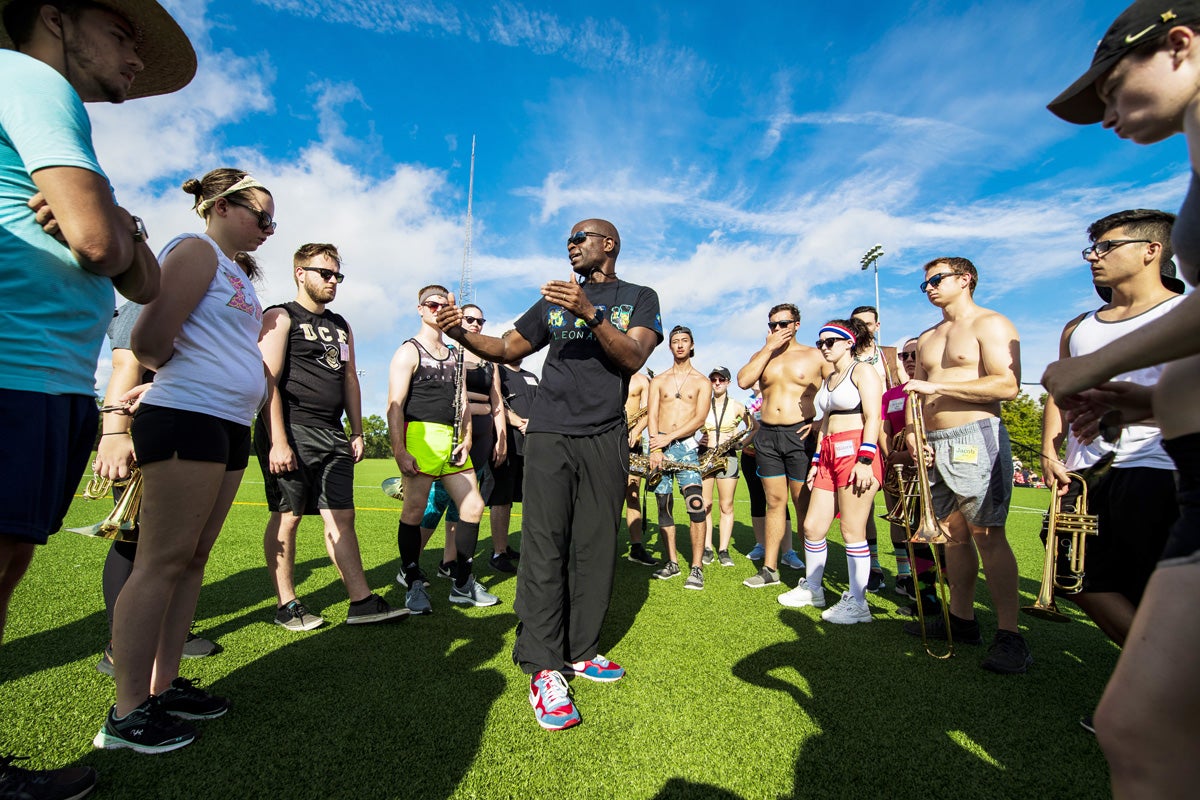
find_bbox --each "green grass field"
[1,458,1115,799]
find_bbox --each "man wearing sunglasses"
[435,219,662,731]
[256,243,408,631]
[737,304,826,589]
[904,257,1028,673]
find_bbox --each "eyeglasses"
[225,198,277,233]
[568,231,608,246]
[815,338,846,350]
[422,301,445,312]
[301,267,344,283]
[767,319,796,330]
[920,272,961,292]
[899,351,917,362]
[463,315,486,325]
[1081,239,1151,260]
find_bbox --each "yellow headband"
[195,175,267,217]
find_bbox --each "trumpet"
[68,468,142,542]
[1023,471,1100,622]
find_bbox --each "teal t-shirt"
[0,50,114,396]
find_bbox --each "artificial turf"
[1,458,1116,799]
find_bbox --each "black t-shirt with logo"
[514,279,662,436]
[499,365,539,455]
[274,301,350,430]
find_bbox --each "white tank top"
[1065,295,1184,471]
[140,233,267,426]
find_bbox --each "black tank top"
[404,339,457,425]
[465,360,493,397]
[272,301,348,430]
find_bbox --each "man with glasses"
[435,219,661,731]
[737,304,826,589]
[256,243,409,630]
[904,257,1028,673]
[1039,209,1182,727]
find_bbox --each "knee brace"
[684,484,706,523]
[656,493,676,528]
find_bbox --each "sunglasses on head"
[422,301,446,312]
[919,271,960,292]
[815,337,846,350]
[567,231,608,246]
[463,315,486,325]
[301,266,344,283]
[767,319,796,330]
[225,197,277,233]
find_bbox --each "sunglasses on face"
[301,267,344,283]
[1081,238,1151,260]
[463,315,486,325]
[899,351,917,361]
[710,376,728,384]
[225,197,277,233]
[815,338,846,350]
[920,271,960,292]
[767,319,796,330]
[422,301,446,312]
[567,231,608,246]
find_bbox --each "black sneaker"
[1079,715,1095,735]
[893,574,916,599]
[489,551,518,573]
[346,593,411,625]
[156,677,230,720]
[627,544,657,566]
[436,561,453,579]
[274,599,324,631]
[0,754,97,800]
[395,566,430,589]
[896,593,942,618]
[902,612,983,645]
[981,630,1033,674]
[93,697,197,754]
[181,631,219,659]
[504,546,520,561]
[866,569,886,593]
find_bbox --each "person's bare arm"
[257,308,298,474]
[95,347,143,482]
[343,326,365,462]
[387,343,420,475]
[131,238,217,369]
[489,363,508,465]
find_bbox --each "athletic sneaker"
[780,550,805,570]
[405,581,433,615]
[653,561,681,580]
[746,543,766,561]
[627,544,657,566]
[564,654,625,683]
[95,642,114,677]
[866,569,886,593]
[893,574,916,600]
[0,754,97,800]
[684,566,704,590]
[701,548,715,565]
[182,631,219,659]
[449,575,500,607]
[155,677,230,720]
[274,600,324,632]
[489,551,518,574]
[346,594,411,625]
[93,697,197,754]
[897,594,942,618]
[742,566,781,588]
[395,566,430,589]
[503,545,521,561]
[821,592,872,624]
[529,670,580,731]
[436,561,453,580]
[778,577,825,608]
[717,549,735,567]
[903,612,983,645]
[981,630,1033,674]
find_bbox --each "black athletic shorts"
[490,453,524,506]
[1162,433,1200,567]
[254,420,354,514]
[132,404,251,471]
[753,421,809,482]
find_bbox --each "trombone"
[1023,471,1099,622]
[68,468,142,541]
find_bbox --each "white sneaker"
[820,592,872,624]
[778,578,825,608]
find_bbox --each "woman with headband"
[779,318,883,624]
[95,169,275,754]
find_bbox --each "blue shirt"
[0,50,114,395]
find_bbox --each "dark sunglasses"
[898,351,917,361]
[301,266,344,283]
[920,271,960,292]
[767,319,796,330]
[1081,239,1151,260]
[422,301,446,312]
[710,376,728,383]
[568,231,608,246]
[225,197,277,233]
[463,315,486,325]
[815,338,846,350]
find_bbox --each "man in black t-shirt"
[437,219,662,731]
[256,243,408,630]
[488,359,538,572]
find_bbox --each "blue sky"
[90,0,1190,415]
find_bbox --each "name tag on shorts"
[339,343,350,361]
[951,443,979,464]
[886,397,905,414]
[834,439,856,458]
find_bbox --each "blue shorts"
[0,389,98,544]
[653,437,701,495]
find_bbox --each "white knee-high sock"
[846,541,871,603]
[804,538,828,586]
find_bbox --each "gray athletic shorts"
[699,446,740,479]
[928,417,1013,528]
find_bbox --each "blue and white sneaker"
[564,654,625,683]
[746,543,766,561]
[529,670,581,731]
[780,550,805,570]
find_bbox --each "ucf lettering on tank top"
[273,301,349,430]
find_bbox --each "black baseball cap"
[709,366,731,381]
[1096,257,1187,300]
[1048,0,1200,124]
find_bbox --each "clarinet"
[449,344,467,466]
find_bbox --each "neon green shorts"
[405,421,474,477]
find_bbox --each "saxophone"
[698,427,755,478]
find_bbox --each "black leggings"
[740,450,789,520]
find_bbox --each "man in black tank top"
[256,244,408,630]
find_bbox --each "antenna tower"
[458,135,476,304]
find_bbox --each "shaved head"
[574,218,620,259]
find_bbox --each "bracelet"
[350,433,363,438]
[100,431,131,436]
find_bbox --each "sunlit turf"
[1,459,1115,799]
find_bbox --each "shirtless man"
[738,304,826,589]
[624,371,656,565]
[903,257,1029,674]
[649,327,712,589]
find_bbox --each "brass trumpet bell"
[68,469,142,542]
[1023,472,1098,622]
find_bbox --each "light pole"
[860,244,884,318]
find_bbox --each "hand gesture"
[541,271,596,319]
[435,292,466,339]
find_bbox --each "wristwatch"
[584,310,604,329]
[856,456,874,466]
[131,216,148,243]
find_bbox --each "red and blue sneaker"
[564,654,625,683]
[529,670,580,731]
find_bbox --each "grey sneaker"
[778,577,825,608]
[449,575,500,607]
[820,592,872,624]
[346,593,411,625]
[701,548,715,565]
[405,581,433,615]
[653,561,681,580]
[96,641,114,676]
[684,566,704,590]
[717,549,735,567]
[742,566,781,588]
[274,600,324,631]
[182,631,219,658]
